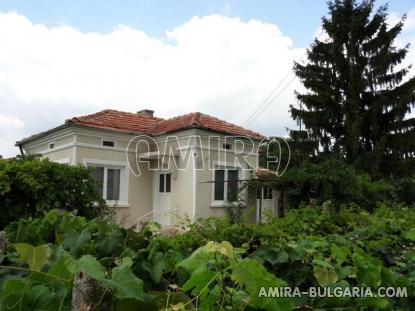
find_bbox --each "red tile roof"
[154,112,264,140]
[67,109,162,134]
[19,109,264,144]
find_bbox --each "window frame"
[211,163,241,205]
[101,138,117,148]
[84,159,129,207]
[257,186,273,200]
[158,172,172,194]
[49,142,56,150]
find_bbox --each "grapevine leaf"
[182,266,216,297]
[0,279,26,300]
[404,230,415,241]
[48,254,73,280]
[313,264,338,286]
[105,264,144,301]
[352,250,382,287]
[15,243,50,271]
[69,227,92,257]
[25,285,59,310]
[199,284,221,310]
[331,245,349,264]
[142,251,166,284]
[177,247,213,273]
[231,258,292,311]
[205,241,234,259]
[65,254,106,281]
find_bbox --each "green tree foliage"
[0,155,108,228]
[292,0,415,177]
[276,157,395,210]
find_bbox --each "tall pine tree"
[292,0,415,177]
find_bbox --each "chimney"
[137,109,154,117]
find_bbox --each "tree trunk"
[71,272,111,311]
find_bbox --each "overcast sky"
[0,0,414,157]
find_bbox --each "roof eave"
[15,123,72,147]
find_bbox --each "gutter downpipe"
[18,145,24,156]
[192,144,197,222]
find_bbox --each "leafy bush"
[0,155,108,228]
[275,158,396,210]
[1,206,414,310]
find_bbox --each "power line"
[244,74,297,127]
[243,70,293,127]
[243,29,325,127]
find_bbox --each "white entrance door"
[154,171,172,226]
[256,187,274,221]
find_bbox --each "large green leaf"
[0,281,58,311]
[14,243,50,271]
[313,264,339,287]
[182,265,216,297]
[142,251,166,284]
[25,285,59,311]
[105,264,144,301]
[68,227,92,257]
[231,258,292,311]
[331,245,349,264]
[65,254,106,281]
[352,250,382,287]
[404,229,415,241]
[205,241,234,259]
[48,254,73,280]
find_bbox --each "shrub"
[276,158,395,210]
[0,155,108,228]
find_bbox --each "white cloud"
[0,11,305,157]
[0,115,24,129]
[0,9,413,158]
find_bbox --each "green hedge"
[0,155,108,228]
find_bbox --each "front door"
[154,171,172,226]
[256,187,274,221]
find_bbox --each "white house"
[16,109,277,227]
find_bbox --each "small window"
[102,140,115,147]
[159,173,171,193]
[222,142,232,150]
[49,143,55,149]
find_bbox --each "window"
[222,142,232,150]
[256,186,273,200]
[107,168,120,200]
[102,140,115,147]
[159,173,171,193]
[263,187,273,200]
[213,168,239,202]
[90,167,104,198]
[49,143,55,149]
[89,166,121,201]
